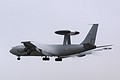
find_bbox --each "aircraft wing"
[21,41,42,55]
[61,44,112,59]
[21,41,36,48]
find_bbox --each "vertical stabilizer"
[81,24,98,45]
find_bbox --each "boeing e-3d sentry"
[9,24,112,61]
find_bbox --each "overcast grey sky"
[0,0,120,80]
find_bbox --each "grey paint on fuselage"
[37,44,85,56]
[10,24,110,61]
[11,44,85,57]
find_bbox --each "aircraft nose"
[9,47,16,54]
[10,48,14,53]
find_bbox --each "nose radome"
[9,47,16,54]
[9,48,13,53]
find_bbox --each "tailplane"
[81,24,98,45]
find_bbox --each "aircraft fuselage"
[10,44,86,57]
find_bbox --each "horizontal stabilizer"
[94,44,112,51]
[96,44,113,48]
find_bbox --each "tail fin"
[81,24,98,45]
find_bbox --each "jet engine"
[77,54,86,57]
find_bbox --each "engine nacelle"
[77,54,86,57]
